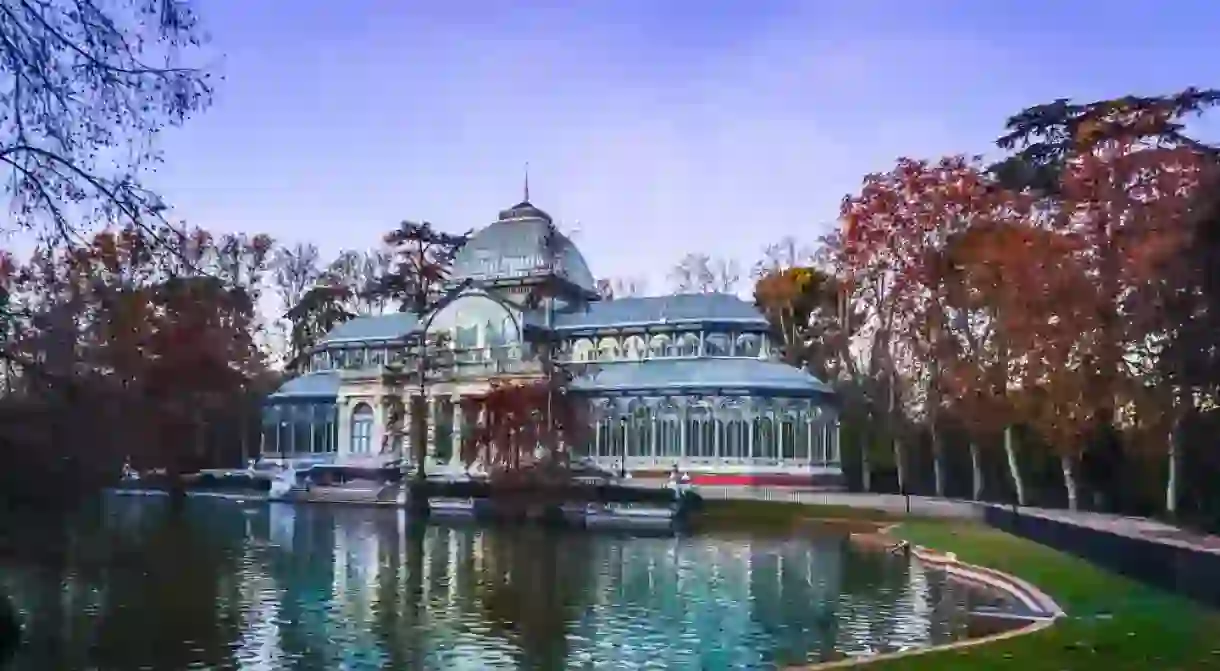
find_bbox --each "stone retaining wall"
[983,506,1220,609]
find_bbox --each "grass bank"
[690,499,906,534]
[693,500,1220,670]
[876,520,1220,670]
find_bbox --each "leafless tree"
[272,242,321,316]
[708,258,741,294]
[669,253,741,294]
[595,276,648,300]
[752,236,814,278]
[360,247,394,314]
[0,0,214,246]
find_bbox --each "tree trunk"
[1166,425,1179,516]
[1060,454,1079,511]
[860,441,872,493]
[888,374,906,494]
[931,421,945,498]
[969,442,983,501]
[1003,425,1026,506]
[411,394,428,484]
[859,415,873,492]
[893,437,907,495]
[1166,388,1190,516]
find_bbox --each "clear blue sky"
[149,0,1220,291]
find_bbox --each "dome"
[450,200,597,293]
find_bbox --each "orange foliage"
[460,378,589,476]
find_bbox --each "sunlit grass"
[872,521,1220,670]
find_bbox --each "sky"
[145,0,1220,295]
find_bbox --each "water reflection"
[0,498,976,670]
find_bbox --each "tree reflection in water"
[474,527,594,669]
[0,498,978,670]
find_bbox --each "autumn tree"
[938,217,1086,504]
[994,88,1219,512]
[460,376,590,483]
[284,284,355,368]
[752,265,844,377]
[1,224,274,503]
[365,221,469,482]
[837,157,998,496]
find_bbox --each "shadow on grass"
[687,498,906,535]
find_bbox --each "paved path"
[642,481,1220,553]
[999,505,1220,555]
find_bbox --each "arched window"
[723,418,748,459]
[753,413,777,459]
[572,338,595,362]
[262,405,281,454]
[655,400,682,459]
[674,333,700,357]
[597,337,621,361]
[427,293,520,363]
[367,348,386,368]
[704,333,731,357]
[735,333,762,358]
[627,403,652,457]
[330,349,348,369]
[648,335,672,359]
[622,335,647,361]
[350,403,374,455]
[781,413,798,460]
[686,405,714,458]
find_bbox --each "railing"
[658,485,983,518]
[333,347,544,381]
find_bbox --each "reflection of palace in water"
[3,501,974,669]
[227,507,969,668]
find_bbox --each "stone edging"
[787,525,1065,670]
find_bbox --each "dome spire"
[523,161,530,203]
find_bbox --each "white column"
[679,406,688,460]
[450,395,464,470]
[426,396,437,458]
[593,418,602,459]
[806,412,814,466]
[372,394,385,459]
[833,417,841,464]
[650,414,658,461]
[336,398,351,460]
[747,414,755,459]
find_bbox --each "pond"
[1,498,988,670]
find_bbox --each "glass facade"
[584,395,836,470]
[261,200,839,478]
[260,401,339,456]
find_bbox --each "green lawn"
[872,520,1220,670]
[692,500,1220,669]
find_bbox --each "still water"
[1,497,979,670]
